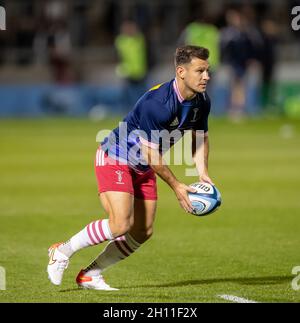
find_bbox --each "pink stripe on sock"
[87,224,97,245]
[98,220,106,241]
[115,241,129,257]
[120,240,134,254]
[92,221,101,243]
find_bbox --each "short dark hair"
[175,45,209,66]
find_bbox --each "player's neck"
[175,77,196,101]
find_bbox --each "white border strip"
[218,294,257,303]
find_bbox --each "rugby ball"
[188,182,222,216]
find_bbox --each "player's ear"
[176,65,186,80]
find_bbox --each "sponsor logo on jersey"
[170,117,179,127]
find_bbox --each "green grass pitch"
[0,117,300,303]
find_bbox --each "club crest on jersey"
[191,108,199,122]
[115,170,124,184]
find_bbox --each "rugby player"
[47,45,214,290]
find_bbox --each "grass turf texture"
[0,117,299,303]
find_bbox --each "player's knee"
[109,218,132,237]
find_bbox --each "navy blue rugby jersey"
[101,79,211,172]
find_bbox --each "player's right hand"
[173,182,196,213]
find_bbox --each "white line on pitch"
[217,294,258,303]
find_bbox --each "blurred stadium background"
[0,0,299,118]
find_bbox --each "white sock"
[83,233,141,276]
[58,219,113,258]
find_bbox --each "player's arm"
[192,130,214,185]
[140,143,196,213]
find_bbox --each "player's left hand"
[200,174,215,186]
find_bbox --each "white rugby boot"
[76,270,119,291]
[47,242,69,286]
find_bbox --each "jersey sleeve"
[195,94,211,134]
[138,99,171,149]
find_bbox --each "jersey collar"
[173,78,184,103]
[173,78,200,104]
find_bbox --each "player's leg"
[75,191,135,291]
[80,169,157,283]
[80,198,156,279]
[47,147,135,286]
[129,168,157,244]
[129,198,157,243]
[47,191,134,286]
[54,191,133,255]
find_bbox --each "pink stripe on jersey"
[87,224,97,245]
[173,79,184,103]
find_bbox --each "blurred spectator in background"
[40,1,76,115]
[178,16,220,73]
[115,20,148,112]
[259,18,278,109]
[220,8,262,118]
[178,13,220,115]
[47,21,74,84]
[242,4,265,115]
[242,5,264,64]
[45,0,68,24]
[33,0,74,83]
[0,29,6,66]
[41,1,74,84]
[15,3,36,66]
